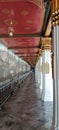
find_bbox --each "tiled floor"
[0,72,53,130]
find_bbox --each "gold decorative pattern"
[27,20,33,24]
[20,10,29,16]
[36,49,42,63]
[41,38,51,50]
[52,10,59,26]
[1,9,9,14]
[28,0,44,8]
[25,27,30,30]
[51,0,59,26]
[4,19,17,26]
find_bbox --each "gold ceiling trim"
[51,0,59,26]
[52,0,59,14]
[27,0,44,8]
[45,18,51,36]
[52,10,59,26]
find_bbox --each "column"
[52,0,59,129]
[41,38,53,102]
[35,59,41,85]
[41,45,45,101]
[38,49,42,98]
[35,49,42,99]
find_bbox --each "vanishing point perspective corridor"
[0,72,53,130]
[0,0,59,129]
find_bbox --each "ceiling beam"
[0,33,40,38]
[8,45,39,49]
[41,0,51,36]
[14,51,38,54]
[21,57,36,59]
[19,57,37,59]
[18,54,37,58]
[18,54,37,56]
[15,53,38,55]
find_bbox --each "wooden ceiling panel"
[1,37,40,47]
[0,1,45,34]
[0,0,45,66]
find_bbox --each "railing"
[0,71,31,108]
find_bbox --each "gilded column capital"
[51,0,59,26]
[41,37,51,50]
[36,49,42,63]
[38,49,42,56]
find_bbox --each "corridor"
[0,72,53,130]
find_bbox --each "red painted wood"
[0,1,45,65]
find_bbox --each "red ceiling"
[1,37,40,47]
[0,0,45,66]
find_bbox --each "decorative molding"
[28,0,44,8]
[36,49,42,63]
[4,19,17,26]
[52,0,59,14]
[52,10,59,26]
[20,10,29,16]
[42,37,51,50]
[52,0,59,26]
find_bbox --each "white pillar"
[39,55,42,98]
[42,50,45,101]
[42,50,53,101]
[52,25,59,130]
[35,49,42,99]
[51,0,59,126]
[35,60,41,85]
[35,56,42,99]
[41,38,53,102]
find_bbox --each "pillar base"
[53,126,59,130]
